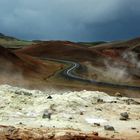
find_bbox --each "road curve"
[42,57,140,90]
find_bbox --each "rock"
[42,110,51,119]
[131,127,136,130]
[92,132,98,136]
[110,101,117,103]
[69,117,73,120]
[95,108,102,111]
[19,122,23,125]
[97,99,104,103]
[120,112,129,119]
[94,123,100,126]
[47,95,52,99]
[120,112,129,120]
[104,125,115,131]
[80,112,84,115]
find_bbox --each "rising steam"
[122,51,140,69]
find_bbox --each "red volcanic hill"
[16,41,109,65]
[85,37,140,63]
[91,37,140,50]
[0,45,60,86]
[90,37,140,57]
[16,39,140,78]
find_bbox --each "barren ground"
[0,85,139,140]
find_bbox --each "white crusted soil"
[0,85,140,139]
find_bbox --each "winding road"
[42,57,140,90]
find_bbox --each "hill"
[91,37,140,58]
[15,39,140,88]
[16,41,109,66]
[0,45,61,88]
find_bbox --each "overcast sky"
[0,0,140,41]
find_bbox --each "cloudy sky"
[0,0,140,41]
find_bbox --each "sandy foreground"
[0,85,140,140]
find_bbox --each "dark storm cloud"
[0,0,140,41]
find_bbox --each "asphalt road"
[42,57,140,90]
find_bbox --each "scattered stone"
[131,127,136,130]
[120,112,129,120]
[104,125,115,131]
[97,99,104,103]
[69,117,73,120]
[47,95,52,99]
[95,108,102,111]
[110,101,117,103]
[42,110,51,119]
[92,132,98,136]
[120,112,129,119]
[94,123,100,126]
[80,112,84,115]
[19,122,23,125]
[14,91,22,95]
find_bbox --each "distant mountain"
[0,33,33,49]
[0,33,4,36]
[0,32,18,40]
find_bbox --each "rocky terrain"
[0,85,139,140]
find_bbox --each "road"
[42,57,140,90]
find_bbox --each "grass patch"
[0,38,34,49]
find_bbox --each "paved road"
[42,57,140,90]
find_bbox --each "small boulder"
[97,99,104,103]
[69,117,73,120]
[120,112,129,120]
[131,127,136,130]
[94,123,100,126]
[120,112,129,119]
[42,110,51,119]
[47,95,52,99]
[80,112,84,115]
[104,125,115,131]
